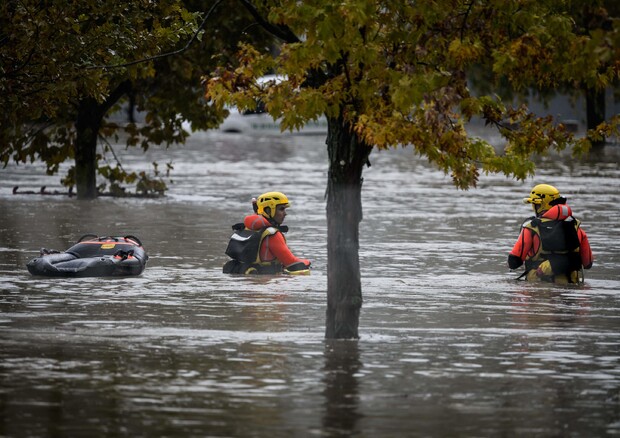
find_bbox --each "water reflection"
[510,285,592,330]
[322,340,362,436]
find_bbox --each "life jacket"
[522,213,583,283]
[223,223,284,275]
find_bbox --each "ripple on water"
[1,135,620,436]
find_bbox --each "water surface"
[1,132,619,437]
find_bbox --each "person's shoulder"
[521,216,536,229]
[264,227,279,236]
[542,204,573,221]
[244,214,270,230]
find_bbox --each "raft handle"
[124,235,143,246]
[98,236,120,242]
[77,234,99,243]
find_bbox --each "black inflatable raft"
[27,235,148,277]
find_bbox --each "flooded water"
[1,130,620,437]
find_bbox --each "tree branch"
[237,0,300,43]
[102,80,133,115]
[460,1,475,41]
[87,0,227,70]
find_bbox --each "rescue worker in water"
[508,184,593,284]
[223,191,311,275]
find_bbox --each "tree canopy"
[206,0,619,187]
[468,0,620,143]
[0,0,272,197]
[1,0,199,196]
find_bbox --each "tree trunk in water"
[325,116,372,339]
[75,98,104,200]
[585,86,606,148]
[73,82,131,200]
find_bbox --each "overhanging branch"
[87,0,226,70]
[237,0,300,43]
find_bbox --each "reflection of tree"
[510,286,591,332]
[509,285,591,351]
[322,340,363,436]
[506,286,599,433]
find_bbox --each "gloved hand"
[286,260,311,271]
[536,260,553,277]
[284,260,311,275]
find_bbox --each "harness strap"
[516,270,529,281]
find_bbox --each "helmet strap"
[261,210,278,225]
[534,203,543,216]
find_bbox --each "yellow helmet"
[256,191,290,218]
[523,184,561,213]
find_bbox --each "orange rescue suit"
[243,214,310,267]
[508,204,593,282]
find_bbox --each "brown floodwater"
[1,131,619,437]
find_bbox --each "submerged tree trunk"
[325,116,373,339]
[75,98,104,200]
[74,81,132,200]
[585,86,606,148]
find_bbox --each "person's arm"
[508,228,536,269]
[262,232,310,268]
[578,228,593,269]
